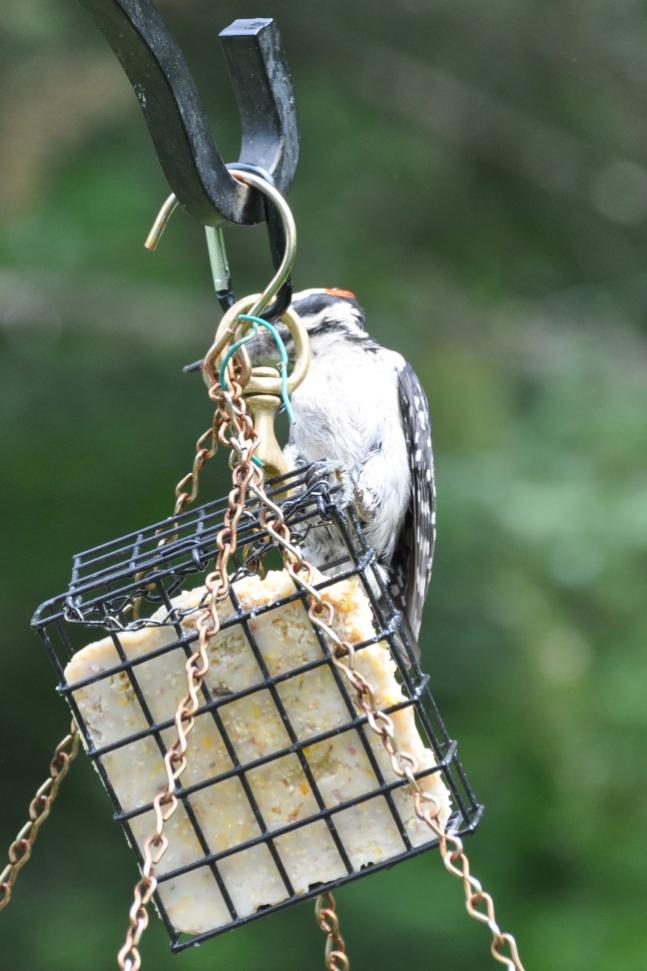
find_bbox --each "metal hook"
[79,1,299,227]
[146,169,296,359]
[144,194,178,251]
[145,195,234,310]
[217,169,297,319]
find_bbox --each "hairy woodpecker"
[250,288,436,648]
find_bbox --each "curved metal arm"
[79,1,299,226]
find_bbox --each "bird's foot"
[351,483,379,522]
[305,460,353,504]
[305,460,377,523]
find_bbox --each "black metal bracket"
[79,1,299,227]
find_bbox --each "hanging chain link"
[0,720,80,911]
[117,366,260,971]
[409,793,524,969]
[171,415,220,518]
[242,466,525,971]
[310,591,525,971]
[315,892,349,971]
[131,413,222,620]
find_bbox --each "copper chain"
[312,593,525,971]
[315,892,349,971]
[172,415,220,517]
[117,367,260,971]
[246,479,525,971]
[149,365,353,971]
[0,720,80,911]
[131,413,221,621]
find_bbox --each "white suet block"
[65,570,450,934]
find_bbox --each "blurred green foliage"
[2,2,647,969]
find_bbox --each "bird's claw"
[305,460,352,501]
[305,460,375,522]
[351,484,378,522]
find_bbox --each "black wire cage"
[33,465,482,952]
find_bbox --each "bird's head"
[246,287,369,366]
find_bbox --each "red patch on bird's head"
[325,287,356,300]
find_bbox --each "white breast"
[288,337,411,557]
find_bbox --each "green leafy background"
[1,2,646,969]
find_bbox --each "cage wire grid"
[32,465,482,950]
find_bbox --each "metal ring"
[202,293,310,396]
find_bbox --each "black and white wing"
[390,362,436,640]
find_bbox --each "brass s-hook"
[146,171,308,479]
[144,193,178,251]
[144,168,297,319]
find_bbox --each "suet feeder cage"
[33,466,482,951]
